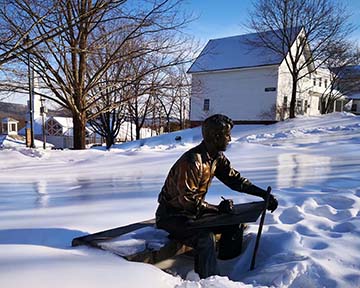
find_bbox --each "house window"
[351,103,357,112]
[297,100,302,108]
[296,99,303,114]
[324,79,328,88]
[304,100,308,113]
[319,77,322,87]
[283,96,288,107]
[335,100,343,112]
[1,123,7,134]
[10,123,16,132]
[203,99,210,111]
[313,78,316,86]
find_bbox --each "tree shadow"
[0,228,86,249]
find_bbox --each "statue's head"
[202,114,233,152]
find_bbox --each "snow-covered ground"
[0,112,359,288]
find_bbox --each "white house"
[187,28,334,125]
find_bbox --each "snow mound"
[98,226,170,256]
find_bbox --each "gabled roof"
[333,65,360,79]
[348,92,360,100]
[1,117,19,123]
[188,27,302,73]
[50,116,73,130]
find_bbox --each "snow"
[0,112,359,288]
[0,134,53,149]
[98,226,170,256]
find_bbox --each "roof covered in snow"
[51,116,73,129]
[188,27,303,73]
[331,65,360,79]
[1,117,19,123]
[348,92,360,100]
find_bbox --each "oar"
[250,186,271,270]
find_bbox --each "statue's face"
[214,125,232,151]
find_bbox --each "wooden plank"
[71,218,190,264]
[71,219,155,247]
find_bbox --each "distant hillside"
[0,102,27,128]
[0,101,27,116]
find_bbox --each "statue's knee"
[197,231,216,250]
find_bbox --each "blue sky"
[184,0,360,45]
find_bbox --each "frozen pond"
[0,178,160,211]
[1,144,358,212]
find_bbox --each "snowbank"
[0,112,359,288]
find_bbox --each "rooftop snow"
[188,28,302,73]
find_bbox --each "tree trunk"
[320,100,325,114]
[289,77,297,119]
[136,124,141,140]
[105,135,114,150]
[325,99,335,114]
[73,113,86,149]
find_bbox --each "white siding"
[190,65,279,122]
[277,63,327,117]
[277,66,323,117]
[276,28,322,118]
[277,60,293,119]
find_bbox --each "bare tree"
[156,64,190,131]
[320,42,360,114]
[0,0,97,67]
[87,26,193,146]
[248,0,354,118]
[86,28,133,149]
[126,59,158,140]
[3,0,191,149]
[87,67,128,149]
[172,64,191,130]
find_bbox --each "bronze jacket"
[157,141,256,217]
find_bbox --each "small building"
[44,116,75,149]
[337,65,360,115]
[1,117,19,135]
[347,93,360,115]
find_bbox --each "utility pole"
[40,97,47,149]
[27,51,35,148]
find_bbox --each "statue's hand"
[218,198,234,213]
[267,194,278,213]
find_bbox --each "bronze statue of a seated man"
[155,114,278,279]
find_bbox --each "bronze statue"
[155,114,278,279]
